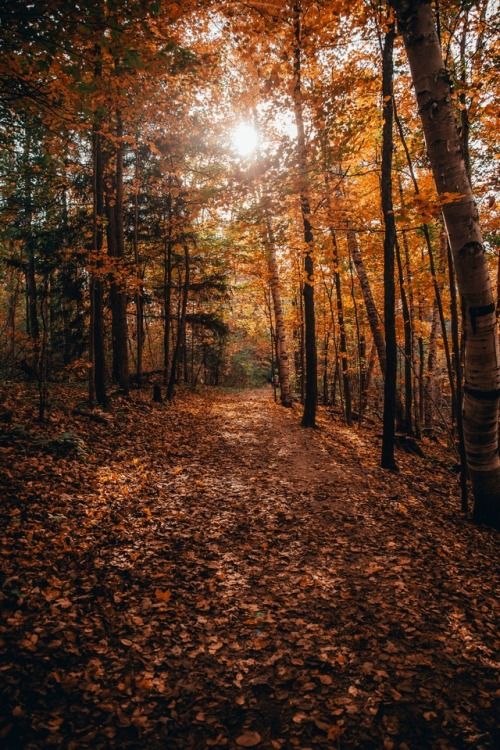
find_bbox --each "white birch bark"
[392,0,500,525]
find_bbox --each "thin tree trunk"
[394,105,455,431]
[322,145,352,423]
[163,194,173,386]
[263,213,292,406]
[448,241,468,512]
[417,294,425,430]
[294,253,305,403]
[292,0,317,427]
[424,298,439,434]
[90,56,107,406]
[324,279,341,413]
[396,238,413,434]
[265,287,278,402]
[23,127,39,345]
[38,275,49,421]
[6,259,20,363]
[361,342,377,417]
[347,253,364,420]
[381,23,398,470]
[322,328,330,405]
[133,144,144,386]
[392,0,500,526]
[348,230,386,376]
[330,229,352,425]
[398,169,419,436]
[106,111,129,392]
[167,243,190,401]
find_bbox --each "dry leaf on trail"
[235,730,262,747]
[1,389,498,750]
[154,589,172,603]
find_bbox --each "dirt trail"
[1,387,498,749]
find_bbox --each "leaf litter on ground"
[0,385,498,749]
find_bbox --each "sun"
[231,123,258,157]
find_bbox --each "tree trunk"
[380,24,398,471]
[106,111,129,392]
[263,213,293,406]
[447,240,469,512]
[292,0,317,427]
[133,144,144,386]
[424,298,439,434]
[163,194,173,386]
[394,104,455,432]
[361,342,377,417]
[348,252,364,420]
[167,243,190,401]
[90,56,107,407]
[398,168,419,436]
[348,230,386,376]
[321,137,352,424]
[264,287,278,402]
[392,0,500,527]
[396,238,413,434]
[23,128,39,343]
[38,275,49,421]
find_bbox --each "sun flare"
[231,123,258,156]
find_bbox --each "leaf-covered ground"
[1,387,498,749]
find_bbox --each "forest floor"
[0,385,498,750]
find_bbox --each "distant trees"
[0,0,231,404]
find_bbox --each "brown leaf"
[155,589,171,603]
[235,730,262,747]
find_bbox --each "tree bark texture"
[391,0,500,526]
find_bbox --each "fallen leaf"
[155,589,171,603]
[236,730,262,747]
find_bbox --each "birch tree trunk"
[391,0,500,526]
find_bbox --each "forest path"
[2,387,498,749]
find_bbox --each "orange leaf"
[236,731,261,747]
[155,589,171,603]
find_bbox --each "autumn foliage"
[0,0,499,747]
